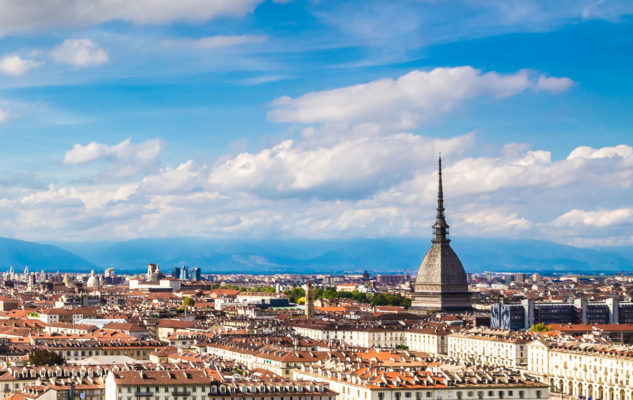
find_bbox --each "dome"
[87,270,98,288]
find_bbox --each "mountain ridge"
[1,235,631,275]
[50,236,633,275]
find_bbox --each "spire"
[432,155,450,244]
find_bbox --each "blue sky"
[0,0,632,246]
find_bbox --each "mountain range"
[0,236,631,275]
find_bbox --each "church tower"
[305,280,314,319]
[411,156,472,312]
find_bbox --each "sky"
[0,0,632,247]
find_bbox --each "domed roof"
[87,270,97,288]
[415,242,467,286]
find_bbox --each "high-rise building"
[191,267,201,281]
[411,156,472,312]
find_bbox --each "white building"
[293,364,547,400]
[527,339,633,400]
[448,329,529,368]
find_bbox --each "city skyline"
[0,1,632,247]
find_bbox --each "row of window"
[376,390,541,400]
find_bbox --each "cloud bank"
[268,67,573,129]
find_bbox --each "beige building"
[448,330,529,368]
[405,325,452,355]
[294,364,547,400]
[527,339,633,400]
[105,369,209,400]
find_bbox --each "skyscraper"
[411,156,472,312]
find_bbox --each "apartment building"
[448,330,530,368]
[527,339,633,400]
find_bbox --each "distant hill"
[0,237,95,272]
[52,237,633,275]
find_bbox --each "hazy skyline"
[0,0,632,246]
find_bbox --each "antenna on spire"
[432,154,450,244]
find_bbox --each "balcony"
[134,392,153,397]
[172,390,191,396]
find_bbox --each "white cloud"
[0,54,41,76]
[63,138,162,165]
[431,144,633,197]
[163,35,267,49]
[268,66,573,129]
[0,0,264,35]
[552,208,633,228]
[63,138,164,180]
[0,108,8,122]
[50,39,109,67]
[0,136,631,244]
[458,210,533,232]
[140,160,208,194]
[208,133,475,199]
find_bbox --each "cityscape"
[0,1,632,400]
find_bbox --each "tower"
[305,280,314,319]
[27,273,36,290]
[411,156,472,312]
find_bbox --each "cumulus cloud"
[457,210,533,232]
[140,160,209,194]
[0,0,264,35]
[552,208,633,228]
[1,135,632,244]
[0,54,41,76]
[432,144,633,197]
[268,66,573,129]
[50,39,109,67]
[163,35,267,49]
[63,138,164,180]
[208,133,475,199]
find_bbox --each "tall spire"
[432,155,450,244]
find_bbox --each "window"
[406,393,412,398]
[378,393,385,400]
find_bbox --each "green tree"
[284,287,305,303]
[183,297,195,307]
[29,350,65,366]
[530,323,552,332]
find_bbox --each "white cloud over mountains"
[268,67,573,129]
[3,131,630,244]
[0,65,627,246]
[553,208,633,228]
[0,0,264,36]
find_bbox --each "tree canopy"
[284,286,410,307]
[530,322,552,332]
[29,349,65,366]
